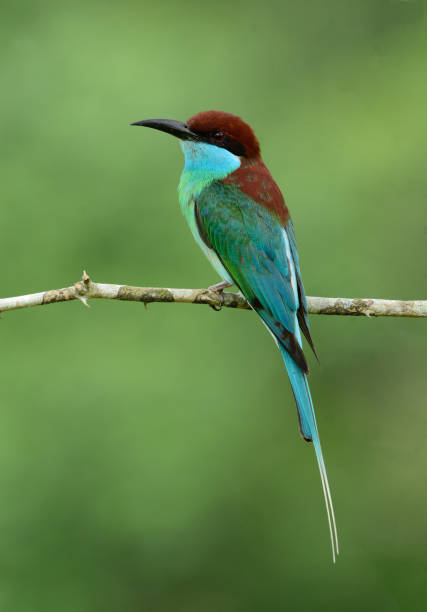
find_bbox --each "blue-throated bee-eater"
[132,111,339,561]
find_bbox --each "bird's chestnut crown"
[186,111,260,159]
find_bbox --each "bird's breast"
[180,197,233,284]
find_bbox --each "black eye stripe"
[210,133,245,157]
[221,136,246,157]
[190,129,246,157]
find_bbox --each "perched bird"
[132,111,338,561]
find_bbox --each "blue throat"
[178,141,241,207]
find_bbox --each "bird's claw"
[204,288,224,311]
[206,281,232,311]
[208,291,223,311]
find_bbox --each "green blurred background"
[1,1,426,610]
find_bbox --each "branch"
[0,272,426,318]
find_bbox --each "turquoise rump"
[132,110,339,561]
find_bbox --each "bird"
[131,111,338,561]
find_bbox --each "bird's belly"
[185,200,234,284]
[201,244,234,284]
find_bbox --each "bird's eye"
[213,131,224,141]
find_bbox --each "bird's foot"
[208,281,232,293]
[206,281,232,311]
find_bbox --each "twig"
[0,271,426,317]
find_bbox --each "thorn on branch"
[76,295,90,308]
[82,270,90,286]
[73,269,91,308]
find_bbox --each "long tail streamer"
[280,346,339,562]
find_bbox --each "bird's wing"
[195,181,308,373]
[285,220,318,360]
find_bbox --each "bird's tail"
[279,344,339,562]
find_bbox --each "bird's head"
[132,110,260,162]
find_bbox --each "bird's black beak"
[131,118,200,142]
